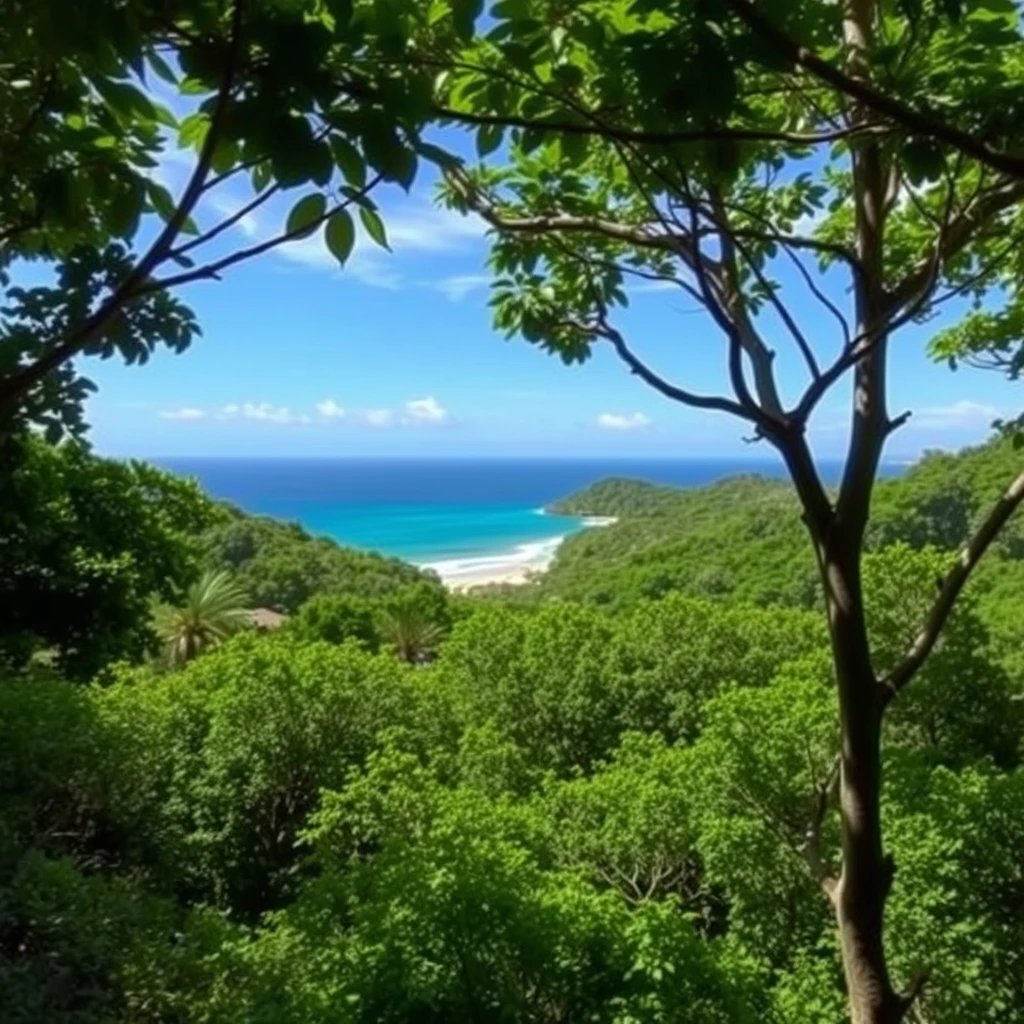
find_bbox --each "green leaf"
[152,103,178,130]
[146,182,178,223]
[93,77,156,123]
[415,141,460,169]
[428,0,451,27]
[559,131,587,167]
[179,77,210,96]
[108,177,145,239]
[519,128,544,155]
[287,193,329,239]
[252,160,273,193]
[148,50,178,85]
[362,122,417,189]
[476,123,503,158]
[179,113,209,150]
[902,137,946,185]
[492,0,529,18]
[211,138,240,176]
[451,0,484,40]
[330,136,367,187]
[325,208,356,265]
[340,185,376,211]
[359,206,389,250]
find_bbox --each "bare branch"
[705,195,821,380]
[882,468,1024,700]
[707,190,788,416]
[569,311,755,421]
[171,182,282,258]
[895,973,929,1018]
[783,246,852,348]
[802,756,840,902]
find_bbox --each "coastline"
[420,514,617,591]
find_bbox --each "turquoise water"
[158,456,889,574]
[285,501,587,564]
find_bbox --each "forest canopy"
[1,437,1023,1024]
[4,1,1024,1022]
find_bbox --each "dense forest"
[2,435,1023,1023]
[6,1,1024,1021]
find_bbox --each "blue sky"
[76,126,1023,461]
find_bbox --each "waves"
[419,535,566,585]
[418,516,617,588]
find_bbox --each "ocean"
[157,457,897,579]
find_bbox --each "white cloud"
[363,408,394,427]
[385,204,485,252]
[160,407,205,421]
[597,412,652,431]
[404,396,449,424]
[315,398,346,420]
[220,402,309,425]
[914,400,1000,429]
[435,273,492,302]
[273,196,484,289]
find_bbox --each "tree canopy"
[0,0,477,436]
[433,3,1024,1020]
[3,3,1024,1023]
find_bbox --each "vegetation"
[153,570,252,667]
[198,509,438,614]
[543,475,812,608]
[0,436,217,678]
[4,2,1024,1023]
[439,1,1024,997]
[0,0,466,436]
[2,437,1023,1024]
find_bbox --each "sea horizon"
[155,455,908,575]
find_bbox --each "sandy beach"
[421,516,617,591]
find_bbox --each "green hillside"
[198,508,437,614]
[543,475,813,607]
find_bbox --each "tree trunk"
[822,537,907,1024]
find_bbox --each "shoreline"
[419,514,617,592]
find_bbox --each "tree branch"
[142,177,382,294]
[446,168,697,257]
[802,756,840,902]
[570,310,755,421]
[171,181,282,259]
[881,468,1024,700]
[436,103,884,148]
[724,0,1024,181]
[0,0,246,412]
[885,178,1024,315]
[707,189,787,416]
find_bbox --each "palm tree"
[378,603,446,665]
[154,570,251,667]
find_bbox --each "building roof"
[249,607,287,630]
